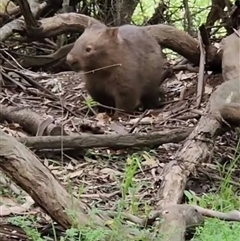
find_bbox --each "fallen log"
[0,129,97,229]
[0,129,139,239]
[17,127,193,150]
[0,128,205,241]
[0,104,67,136]
[154,204,204,241]
[155,27,240,240]
[157,112,221,208]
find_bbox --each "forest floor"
[0,67,240,241]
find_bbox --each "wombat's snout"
[66,53,80,71]
[66,53,75,65]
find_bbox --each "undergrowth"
[4,138,240,241]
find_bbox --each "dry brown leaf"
[129,116,154,125]
[204,85,213,94]
[52,169,67,176]
[0,197,17,206]
[0,205,28,216]
[166,78,182,87]
[63,169,83,181]
[175,71,196,81]
[142,153,157,167]
[95,113,111,126]
[66,162,74,171]
[109,122,128,134]
[100,168,122,176]
[73,82,85,90]
[0,0,16,13]
[0,196,34,216]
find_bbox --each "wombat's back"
[117,25,163,107]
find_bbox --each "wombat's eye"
[86,46,92,52]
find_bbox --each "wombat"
[66,22,164,117]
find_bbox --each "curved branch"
[0,1,47,41]
[33,13,222,69]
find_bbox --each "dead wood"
[192,205,240,222]
[107,204,205,241]
[151,26,240,241]
[157,112,221,208]
[1,6,239,241]
[1,71,80,118]
[0,128,193,241]
[14,13,222,70]
[209,29,240,126]
[112,203,240,233]
[147,2,167,25]
[0,1,47,41]
[221,30,240,81]
[3,68,58,101]
[143,24,222,68]
[196,27,207,108]
[154,204,204,241]
[205,0,240,35]
[17,0,40,30]
[149,204,240,225]
[0,104,67,136]
[146,203,240,241]
[1,128,226,241]
[0,129,107,230]
[19,43,74,68]
[28,13,104,38]
[210,77,240,126]
[17,127,193,150]
[205,0,227,34]
[157,28,240,208]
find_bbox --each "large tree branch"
[0,12,222,70]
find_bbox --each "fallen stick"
[17,127,193,150]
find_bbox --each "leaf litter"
[0,66,239,240]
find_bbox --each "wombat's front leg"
[113,92,140,119]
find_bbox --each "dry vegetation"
[0,0,240,241]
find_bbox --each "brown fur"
[66,23,164,116]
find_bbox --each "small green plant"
[188,139,240,240]
[121,153,140,201]
[82,96,98,109]
[9,216,45,241]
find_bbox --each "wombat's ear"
[106,27,119,38]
